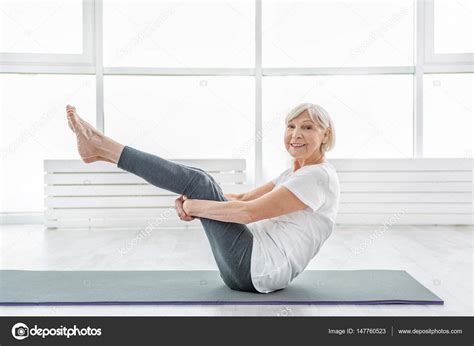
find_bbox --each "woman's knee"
[185,170,224,201]
[190,167,219,183]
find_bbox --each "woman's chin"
[287,152,302,159]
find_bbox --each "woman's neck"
[293,154,326,172]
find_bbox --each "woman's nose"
[292,128,302,137]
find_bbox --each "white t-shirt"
[247,162,340,293]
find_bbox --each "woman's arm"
[184,185,308,224]
[224,181,275,202]
[223,193,241,201]
[184,199,251,224]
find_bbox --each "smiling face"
[284,110,329,165]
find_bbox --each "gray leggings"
[117,145,258,293]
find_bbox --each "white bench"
[332,158,473,225]
[44,159,250,229]
[44,158,473,229]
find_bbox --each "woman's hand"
[175,195,195,222]
[182,197,192,217]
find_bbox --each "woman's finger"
[175,195,195,221]
[175,197,184,218]
[180,204,194,221]
[177,198,192,220]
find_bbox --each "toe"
[67,112,81,132]
[66,105,76,113]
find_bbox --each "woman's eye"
[287,125,312,129]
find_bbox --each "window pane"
[434,0,474,54]
[104,75,255,181]
[262,0,414,67]
[0,74,96,213]
[262,75,413,181]
[103,0,254,68]
[423,74,473,158]
[0,0,82,54]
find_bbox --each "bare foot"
[66,105,107,164]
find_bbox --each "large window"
[0,1,83,54]
[0,0,93,64]
[424,0,474,63]
[423,73,473,158]
[433,0,474,55]
[1,0,473,217]
[103,0,255,68]
[262,0,414,67]
[104,75,255,161]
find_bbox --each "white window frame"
[1,0,473,223]
[0,0,95,69]
[423,0,474,67]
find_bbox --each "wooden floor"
[0,223,472,316]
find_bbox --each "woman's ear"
[323,128,331,142]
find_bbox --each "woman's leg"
[65,105,257,293]
[117,146,258,293]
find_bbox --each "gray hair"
[285,103,336,155]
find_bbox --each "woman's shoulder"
[292,162,339,187]
[278,161,338,184]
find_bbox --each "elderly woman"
[66,102,340,294]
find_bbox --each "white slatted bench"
[44,159,250,229]
[331,158,473,225]
[45,158,473,229]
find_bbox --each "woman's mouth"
[291,143,306,149]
